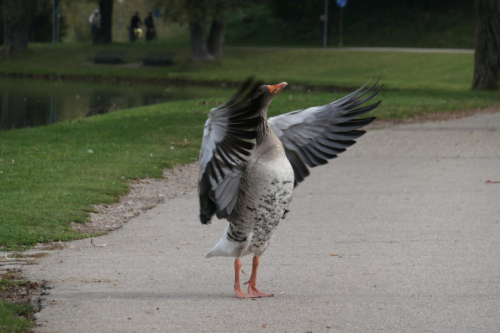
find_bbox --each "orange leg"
[244,256,274,297]
[234,259,259,298]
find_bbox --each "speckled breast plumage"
[245,177,293,256]
[227,144,295,257]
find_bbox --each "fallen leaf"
[262,324,269,328]
[331,253,339,256]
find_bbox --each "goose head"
[254,82,287,117]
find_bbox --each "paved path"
[228,46,474,54]
[25,113,499,333]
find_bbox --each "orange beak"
[268,82,287,94]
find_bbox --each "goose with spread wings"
[198,78,382,298]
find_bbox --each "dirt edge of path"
[72,162,200,235]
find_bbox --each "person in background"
[145,11,156,42]
[89,9,101,43]
[129,12,142,42]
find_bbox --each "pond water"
[0,78,229,131]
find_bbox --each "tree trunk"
[94,0,113,43]
[3,0,36,56]
[472,0,500,90]
[207,18,227,59]
[189,21,213,62]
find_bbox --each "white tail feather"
[204,225,241,259]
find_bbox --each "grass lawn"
[0,43,477,91]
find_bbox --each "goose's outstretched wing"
[198,79,264,224]
[268,80,382,186]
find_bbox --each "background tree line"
[1,0,499,90]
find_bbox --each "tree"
[472,0,500,90]
[3,0,38,56]
[186,0,212,61]
[155,0,238,61]
[207,7,227,59]
[94,0,113,43]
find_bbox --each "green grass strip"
[0,44,477,91]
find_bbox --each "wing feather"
[198,78,265,224]
[269,80,382,186]
[325,130,366,140]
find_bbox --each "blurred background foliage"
[1,0,474,48]
[250,0,474,47]
[0,0,68,44]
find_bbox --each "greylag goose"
[198,78,382,298]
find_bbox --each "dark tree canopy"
[29,1,68,42]
[269,0,473,35]
[472,0,500,90]
[2,0,68,54]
